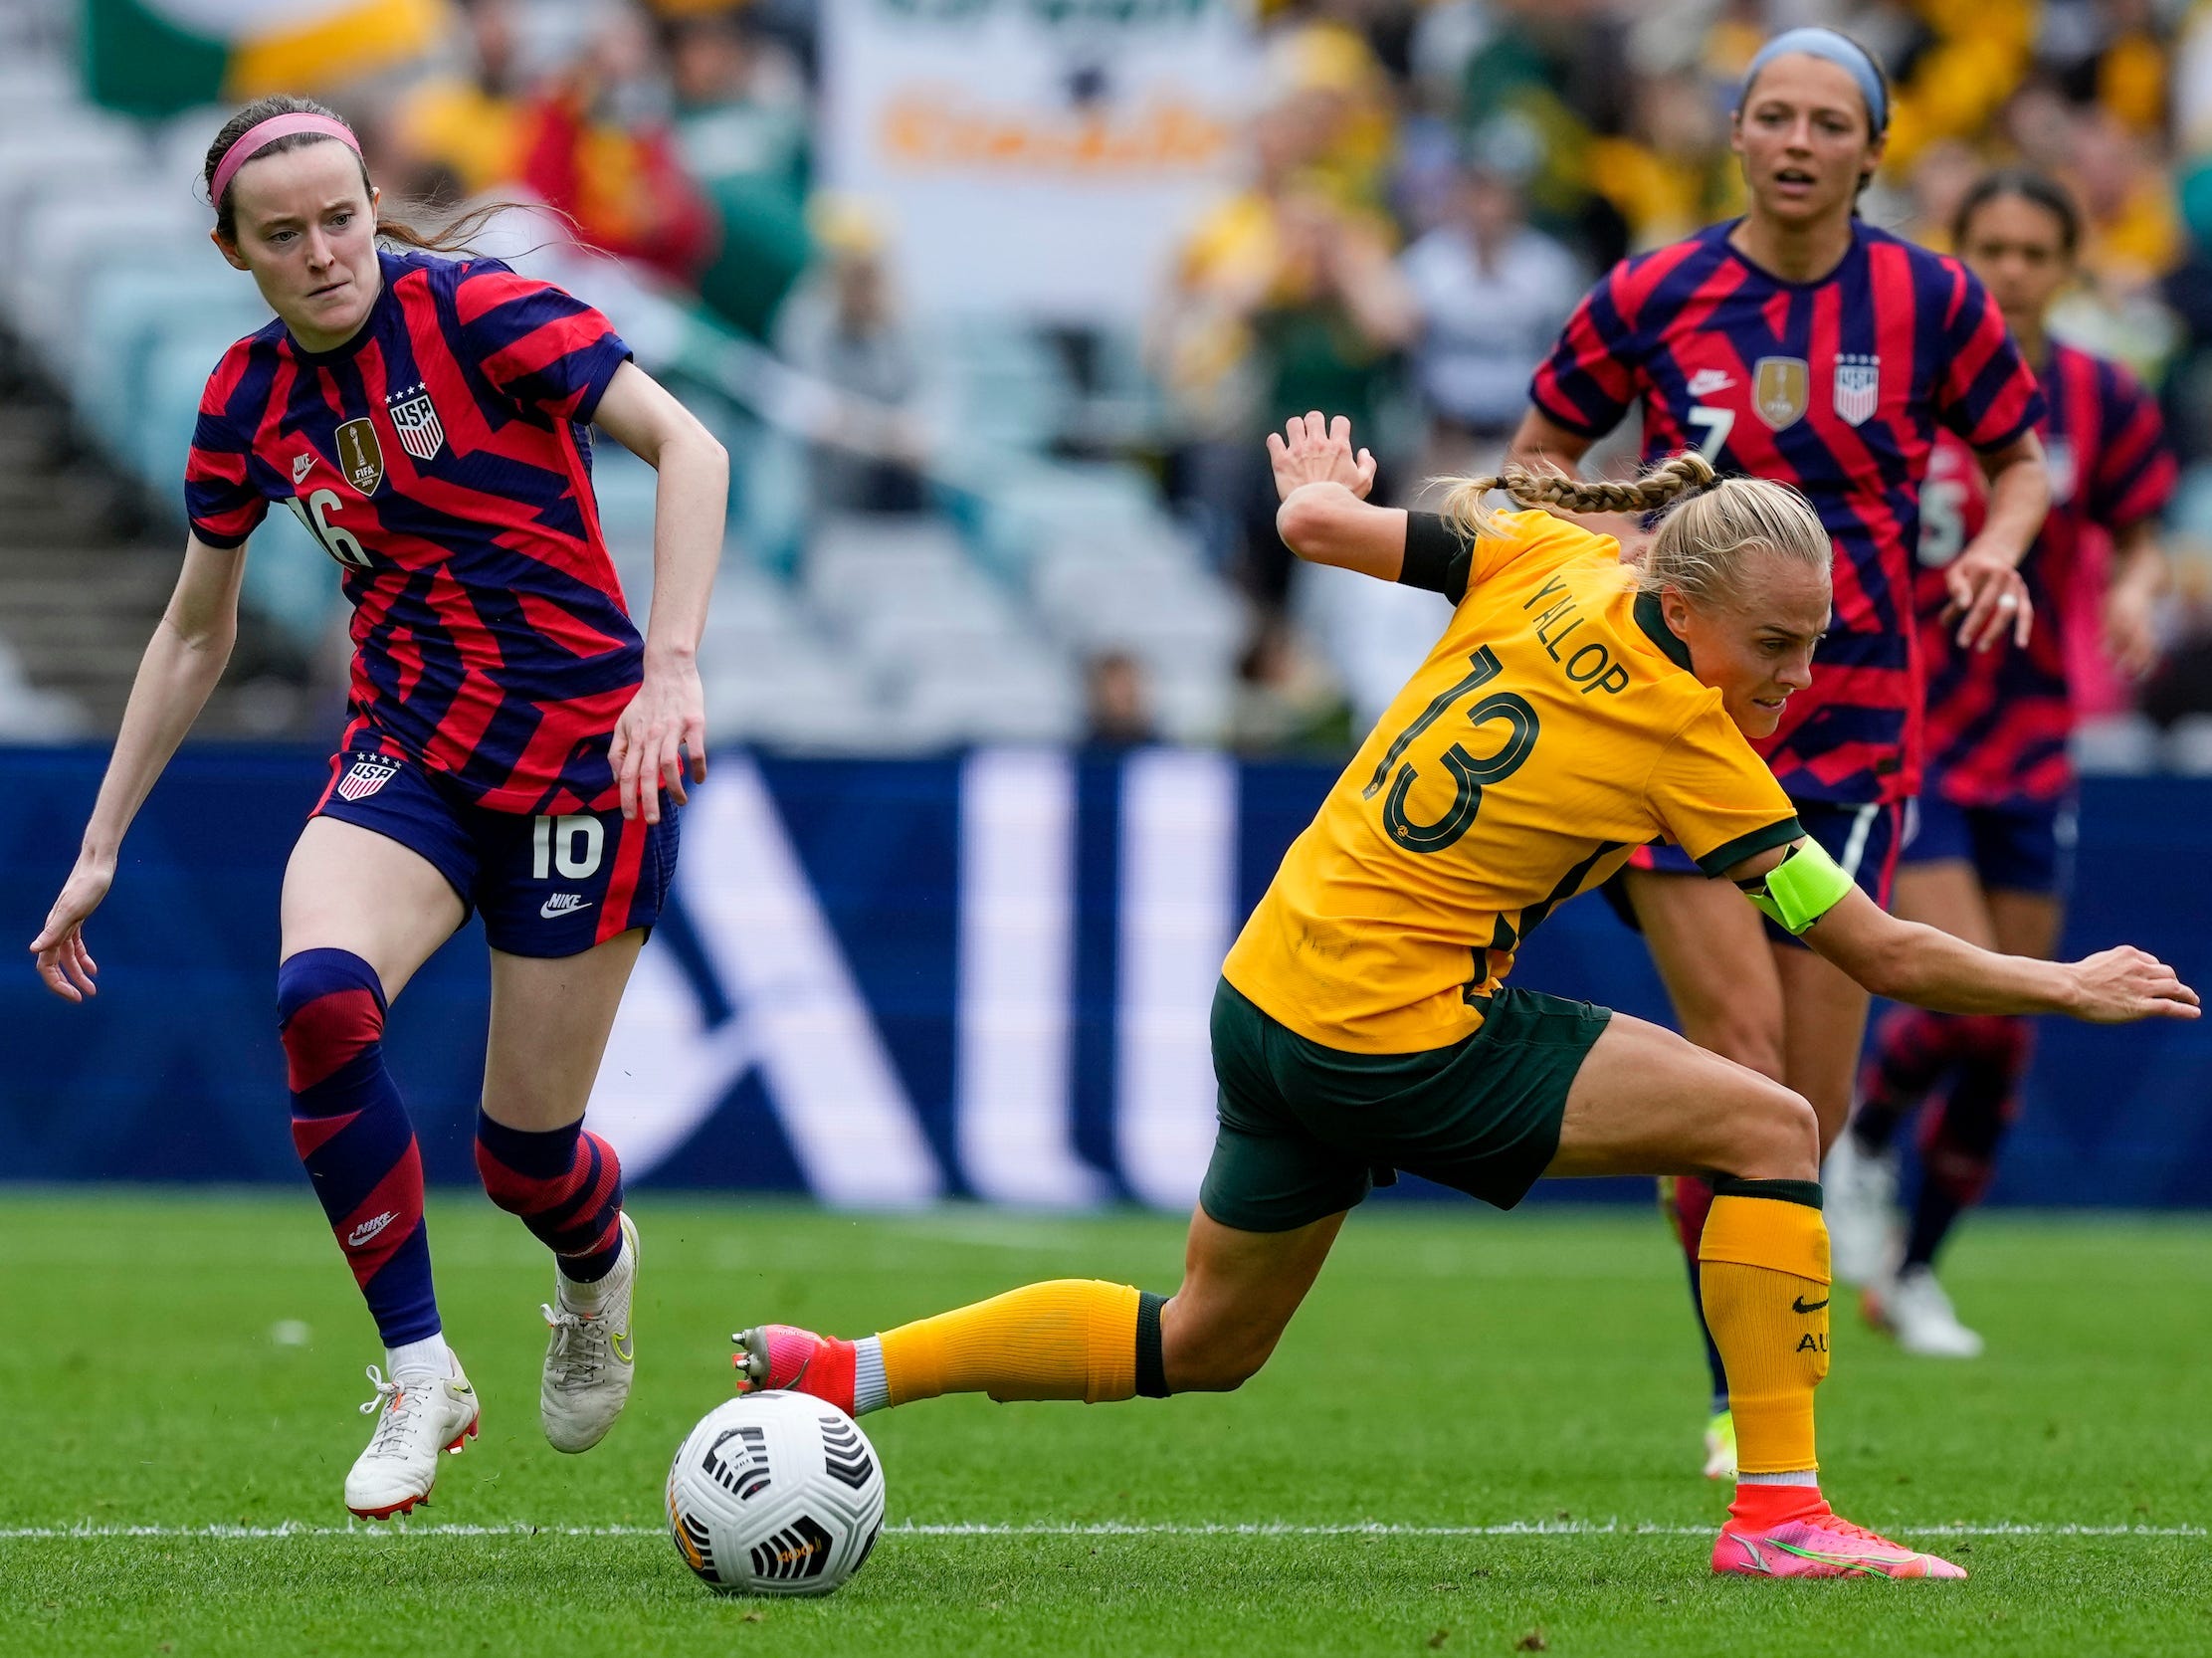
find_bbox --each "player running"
[730,414,2194,1581]
[28,97,728,1518]
[1508,26,2053,1475]
[1828,170,2177,1354]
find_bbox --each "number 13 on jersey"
[1361,646,1541,854]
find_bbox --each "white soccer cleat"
[1823,1131,1899,1288]
[1879,1266,1985,1358]
[344,1357,480,1520]
[540,1210,639,1454]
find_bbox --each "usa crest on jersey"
[387,384,446,463]
[1834,354,1882,426]
[336,755,400,801]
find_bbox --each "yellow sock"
[1698,1185,1831,1475]
[878,1280,1164,1406]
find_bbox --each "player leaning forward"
[738,416,2195,1579]
[30,98,728,1517]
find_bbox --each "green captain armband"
[1739,839,1855,935]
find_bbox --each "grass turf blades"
[2,1194,2207,1656]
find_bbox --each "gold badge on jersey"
[334,417,384,496]
[1753,356,1810,430]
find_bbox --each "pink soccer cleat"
[1714,1503,1966,1579]
[731,1323,857,1416]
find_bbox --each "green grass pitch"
[2,1192,2206,1657]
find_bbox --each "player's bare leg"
[482,931,647,1452]
[282,818,476,1518]
[1621,867,1785,1477]
[735,1209,1343,1415]
[1550,1013,1964,1578]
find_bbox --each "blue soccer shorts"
[1898,788,2073,897]
[310,746,680,957]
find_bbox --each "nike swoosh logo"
[1793,1295,1830,1314]
[540,898,593,920]
[347,1211,398,1248]
[612,1331,633,1364]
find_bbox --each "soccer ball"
[665,1391,887,1596]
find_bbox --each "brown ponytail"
[205,93,534,257]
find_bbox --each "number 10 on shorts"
[532,814,605,880]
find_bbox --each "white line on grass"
[0,1521,2199,1541]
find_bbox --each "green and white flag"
[83,0,445,119]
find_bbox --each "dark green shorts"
[1199,978,1611,1233]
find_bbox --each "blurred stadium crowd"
[11,0,2212,764]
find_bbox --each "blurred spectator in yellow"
[1879,0,2035,171]
[773,196,932,517]
[389,0,527,202]
[1260,18,1399,210]
[1157,90,1416,612]
[518,5,715,287]
[2036,0,2169,139]
[1399,134,1583,473]
[1454,0,1635,268]
[1583,70,1741,252]
[665,3,815,339]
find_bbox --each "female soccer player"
[1508,26,2053,1473]
[27,97,728,1519]
[728,413,2193,1581]
[1829,171,2177,1354]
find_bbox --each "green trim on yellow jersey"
[1632,590,1694,671]
[1694,817,1806,879]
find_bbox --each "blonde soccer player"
[726,414,2194,1580]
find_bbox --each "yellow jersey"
[1222,510,1801,1054]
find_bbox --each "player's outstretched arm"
[30,534,247,1000]
[591,361,729,824]
[1270,412,1406,581]
[1724,839,2199,1024]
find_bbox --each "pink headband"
[211,112,363,209]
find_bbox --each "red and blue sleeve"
[1933,263,2045,452]
[184,348,270,548]
[1528,263,1640,439]
[2088,362,2178,530]
[454,262,634,424]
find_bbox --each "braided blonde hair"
[1440,452,1831,606]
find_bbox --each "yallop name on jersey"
[1518,571,1634,696]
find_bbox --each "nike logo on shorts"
[541,894,593,920]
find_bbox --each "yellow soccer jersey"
[1222,509,1802,1053]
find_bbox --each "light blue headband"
[1741,27,1888,136]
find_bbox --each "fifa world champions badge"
[1753,356,1810,430]
[1834,354,1882,426]
[335,417,385,495]
[387,383,446,463]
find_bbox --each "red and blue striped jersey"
[185,249,640,815]
[1914,340,2175,807]
[1529,220,2046,805]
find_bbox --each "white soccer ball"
[665,1391,887,1596]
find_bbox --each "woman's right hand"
[30,854,114,1002]
[1268,411,1378,505]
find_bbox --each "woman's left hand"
[1943,544,2033,652]
[610,655,707,823]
